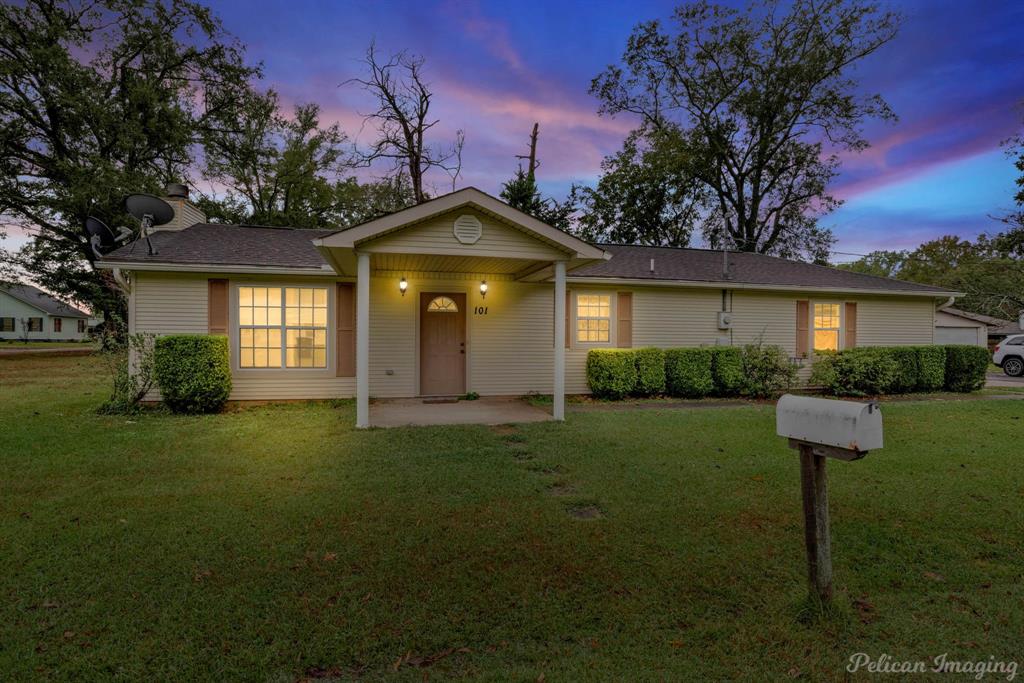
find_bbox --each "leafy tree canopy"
[0,0,257,316]
[199,93,415,228]
[587,0,900,261]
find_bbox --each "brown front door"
[419,292,467,396]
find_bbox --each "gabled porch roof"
[313,187,608,278]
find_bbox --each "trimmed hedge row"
[811,344,988,396]
[154,334,232,413]
[587,343,796,399]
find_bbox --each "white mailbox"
[776,394,883,459]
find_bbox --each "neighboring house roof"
[571,244,955,295]
[0,283,90,318]
[943,307,1023,335]
[98,213,956,296]
[102,224,336,271]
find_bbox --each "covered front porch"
[312,188,608,427]
[369,396,554,428]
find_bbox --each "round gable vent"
[453,214,482,244]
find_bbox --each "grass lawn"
[0,340,97,349]
[1,355,1022,680]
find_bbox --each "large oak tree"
[588,0,901,260]
[0,0,256,316]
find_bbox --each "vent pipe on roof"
[649,258,655,273]
[164,182,188,199]
[722,248,732,280]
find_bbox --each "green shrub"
[809,350,839,391]
[710,346,744,396]
[153,335,232,414]
[843,348,899,396]
[887,347,921,394]
[586,349,637,399]
[740,342,797,398]
[665,348,714,398]
[915,345,946,391]
[633,347,666,396]
[943,345,989,393]
[812,345,953,396]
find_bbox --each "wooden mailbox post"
[776,394,883,602]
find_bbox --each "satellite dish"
[124,194,174,226]
[124,193,173,256]
[85,216,116,251]
[84,216,135,260]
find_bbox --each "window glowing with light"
[426,296,459,313]
[813,303,841,352]
[238,286,328,368]
[576,294,611,343]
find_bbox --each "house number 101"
[474,306,489,315]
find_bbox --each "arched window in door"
[426,296,459,313]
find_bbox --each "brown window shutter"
[336,282,356,377]
[617,292,633,348]
[845,302,857,349]
[796,300,810,357]
[565,289,572,348]
[208,279,228,334]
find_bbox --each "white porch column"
[553,260,566,421]
[356,251,370,428]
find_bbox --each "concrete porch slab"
[369,397,553,428]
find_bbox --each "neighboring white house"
[97,185,961,427]
[0,284,92,341]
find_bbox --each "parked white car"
[993,334,1024,377]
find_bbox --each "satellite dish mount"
[124,193,174,256]
[84,216,134,260]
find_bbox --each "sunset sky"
[8,0,1024,259]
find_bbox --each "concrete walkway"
[369,397,553,428]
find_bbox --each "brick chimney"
[154,182,207,231]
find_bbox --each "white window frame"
[232,283,335,375]
[573,291,614,347]
[811,301,844,353]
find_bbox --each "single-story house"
[97,186,959,426]
[0,283,92,341]
[936,307,1023,349]
[934,307,990,346]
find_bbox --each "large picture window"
[238,286,328,369]
[576,294,611,343]
[813,303,841,352]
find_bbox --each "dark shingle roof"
[575,244,954,294]
[100,223,955,295]
[102,224,334,270]
[944,307,1023,335]
[0,283,90,317]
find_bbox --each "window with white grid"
[576,294,611,343]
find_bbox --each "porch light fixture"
[399,277,408,296]
[479,280,488,299]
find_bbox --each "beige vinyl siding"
[634,287,722,346]
[360,208,568,261]
[134,273,208,334]
[131,270,943,400]
[133,272,356,401]
[856,297,935,346]
[367,276,556,397]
